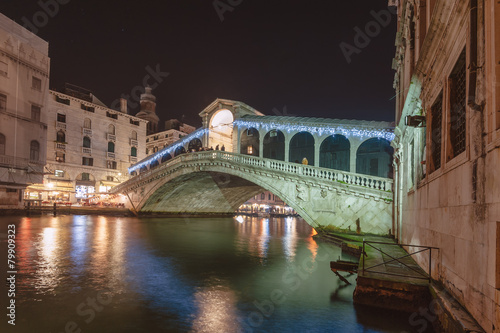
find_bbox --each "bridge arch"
[356,138,394,178]
[240,127,260,156]
[188,138,202,152]
[118,151,393,234]
[319,135,350,172]
[208,109,233,150]
[289,132,315,165]
[263,130,285,161]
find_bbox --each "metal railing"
[361,240,439,282]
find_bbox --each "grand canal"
[1,215,424,332]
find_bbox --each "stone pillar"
[350,140,359,173]
[284,132,290,162]
[259,129,264,158]
[236,126,241,154]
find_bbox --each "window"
[247,145,253,154]
[107,160,117,169]
[130,119,139,126]
[83,118,91,129]
[32,77,42,91]
[448,49,467,159]
[0,61,7,76]
[55,170,64,177]
[106,176,114,181]
[55,151,65,162]
[106,111,118,119]
[260,193,265,200]
[108,124,115,135]
[57,113,66,123]
[81,104,95,112]
[430,93,443,172]
[108,141,115,153]
[31,105,40,121]
[83,136,91,148]
[82,157,93,166]
[30,140,39,161]
[0,93,6,112]
[0,133,5,154]
[132,131,137,140]
[131,147,137,157]
[56,96,70,105]
[81,173,90,181]
[56,130,65,143]
[268,193,271,200]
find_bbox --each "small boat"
[330,259,359,285]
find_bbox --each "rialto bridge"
[112,99,396,235]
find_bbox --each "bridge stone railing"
[114,151,393,194]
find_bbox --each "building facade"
[135,86,159,136]
[237,191,296,215]
[146,119,196,155]
[391,0,499,331]
[0,13,49,208]
[26,87,147,204]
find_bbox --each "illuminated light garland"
[128,128,208,174]
[233,119,395,141]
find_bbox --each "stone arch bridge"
[111,150,393,235]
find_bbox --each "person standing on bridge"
[302,157,308,165]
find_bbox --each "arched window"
[30,140,40,161]
[0,133,5,155]
[188,138,202,152]
[263,130,285,161]
[174,146,186,156]
[131,146,137,157]
[83,136,91,148]
[56,130,65,143]
[131,130,137,140]
[108,124,115,135]
[83,118,91,129]
[108,141,115,153]
[320,135,350,171]
[356,138,394,178]
[289,132,315,165]
[240,128,260,156]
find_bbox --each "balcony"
[54,142,66,151]
[130,139,138,146]
[129,156,137,163]
[56,121,66,130]
[82,128,92,136]
[82,147,92,155]
[106,152,116,159]
[107,133,116,141]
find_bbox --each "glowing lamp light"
[47,183,54,189]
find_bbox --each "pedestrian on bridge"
[302,157,308,165]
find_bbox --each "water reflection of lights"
[282,217,297,261]
[37,225,60,292]
[70,216,89,274]
[236,216,244,223]
[258,218,270,260]
[306,228,319,262]
[192,285,239,333]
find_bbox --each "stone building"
[146,119,196,155]
[390,0,499,331]
[237,191,296,215]
[0,13,49,208]
[26,85,147,204]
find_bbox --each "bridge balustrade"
[119,151,392,194]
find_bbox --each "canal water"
[1,215,427,332]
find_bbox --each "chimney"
[120,98,127,113]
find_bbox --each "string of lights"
[233,119,395,141]
[128,128,208,174]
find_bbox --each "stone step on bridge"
[111,150,393,235]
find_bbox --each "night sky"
[2,0,397,129]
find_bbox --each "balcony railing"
[56,121,66,129]
[82,147,92,154]
[82,128,92,136]
[130,139,138,146]
[129,156,137,163]
[107,133,116,141]
[107,152,116,159]
[55,142,66,151]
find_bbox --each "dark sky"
[2,0,397,129]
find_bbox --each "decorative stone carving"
[296,184,309,201]
[320,189,328,198]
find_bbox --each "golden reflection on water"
[191,283,240,333]
[306,228,318,262]
[282,217,298,261]
[36,218,61,292]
